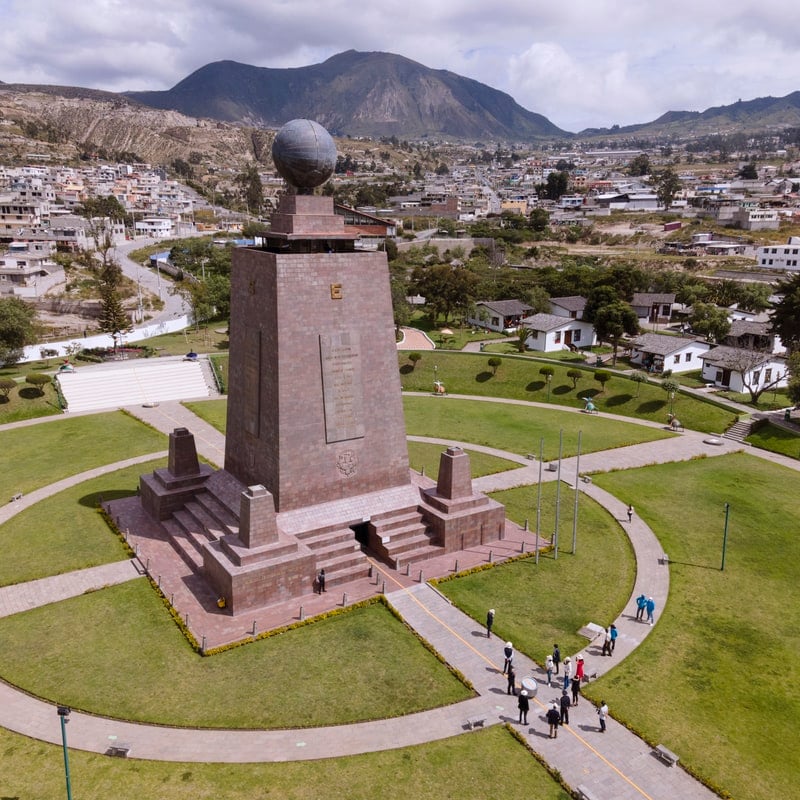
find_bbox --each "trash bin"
[521,677,538,698]
[479,342,485,351]
[785,409,791,422]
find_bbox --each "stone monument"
[129,119,505,615]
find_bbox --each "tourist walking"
[646,596,656,625]
[562,657,572,691]
[635,592,647,621]
[486,608,495,638]
[597,700,608,733]
[506,664,516,696]
[571,673,581,706]
[601,627,611,656]
[503,641,514,674]
[545,654,554,687]
[552,643,561,675]
[575,654,585,683]
[517,690,529,724]
[317,568,326,594]
[627,504,634,523]
[546,703,561,738]
[560,690,570,725]
[609,624,618,653]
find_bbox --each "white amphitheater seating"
[57,360,210,413]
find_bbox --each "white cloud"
[0,0,799,132]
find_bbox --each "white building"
[135,217,175,237]
[700,346,788,393]
[756,237,800,272]
[521,313,596,353]
[629,333,711,374]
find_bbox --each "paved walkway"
[1,396,798,797]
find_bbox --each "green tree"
[566,368,583,389]
[515,326,530,353]
[630,370,647,397]
[97,283,129,335]
[25,372,52,396]
[488,357,502,375]
[235,165,263,214]
[585,292,639,365]
[0,377,17,398]
[662,377,681,416]
[739,161,758,179]
[655,168,682,210]
[689,302,731,342]
[543,171,569,200]
[0,297,37,365]
[770,273,800,352]
[408,352,422,370]
[628,154,651,176]
[594,370,611,393]
[410,264,479,323]
[528,207,550,232]
[539,365,555,400]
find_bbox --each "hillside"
[127,50,566,141]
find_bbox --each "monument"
[130,119,505,615]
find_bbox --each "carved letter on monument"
[319,332,365,443]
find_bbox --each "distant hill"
[127,50,567,141]
[578,92,800,138]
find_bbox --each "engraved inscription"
[336,450,357,476]
[320,332,365,443]
[330,283,343,300]
[244,328,261,437]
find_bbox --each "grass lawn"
[0,378,62,423]
[404,395,670,461]
[184,395,671,462]
[746,421,800,459]
[399,352,736,433]
[0,410,166,502]
[0,724,569,800]
[142,323,230,357]
[0,581,471,728]
[407,440,519,479]
[0,458,165,587]
[591,453,800,800]
[437,482,634,669]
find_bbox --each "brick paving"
[1,396,798,797]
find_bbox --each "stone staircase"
[723,418,754,442]
[368,507,443,569]
[295,524,370,588]
[162,490,240,570]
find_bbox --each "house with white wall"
[631,293,675,325]
[468,299,534,332]
[549,296,587,319]
[756,237,800,272]
[699,346,788,392]
[521,313,596,353]
[629,333,711,374]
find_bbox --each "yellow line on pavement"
[367,556,655,800]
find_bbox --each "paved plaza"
[0,394,796,798]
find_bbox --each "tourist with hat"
[517,689,529,724]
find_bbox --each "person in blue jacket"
[635,593,647,621]
[645,596,656,625]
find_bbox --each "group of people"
[490,620,611,736]
[635,593,656,625]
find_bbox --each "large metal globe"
[271,119,337,192]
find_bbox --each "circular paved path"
[1,397,797,799]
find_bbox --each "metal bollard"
[300,606,305,621]
[184,612,189,626]
[524,518,529,531]
[342,593,347,607]
[405,563,410,576]
[145,557,150,572]
[454,559,459,573]
[418,569,424,583]
[489,550,494,563]
[368,565,373,578]
[381,581,385,594]
[170,593,174,606]
[157,575,161,588]
[520,540,525,553]
[201,635,206,653]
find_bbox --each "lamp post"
[57,705,73,800]
[669,391,675,417]
[721,502,730,571]
[546,373,552,402]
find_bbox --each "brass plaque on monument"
[319,332,365,443]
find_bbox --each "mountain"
[578,92,800,138]
[127,50,567,141]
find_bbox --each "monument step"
[161,518,206,570]
[311,540,362,562]
[375,521,429,544]
[369,505,420,524]
[193,491,240,536]
[319,562,371,589]
[296,527,357,549]
[392,544,445,570]
[176,502,232,541]
[317,550,370,574]
[382,531,438,558]
[371,509,426,533]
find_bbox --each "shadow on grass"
[577,389,600,399]
[605,393,633,407]
[476,371,494,383]
[636,399,667,414]
[214,340,229,350]
[552,384,571,396]
[18,388,44,400]
[526,380,545,393]
[78,489,137,509]
[0,396,8,404]
[399,364,414,375]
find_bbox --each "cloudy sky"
[1,0,798,132]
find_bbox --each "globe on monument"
[271,119,337,192]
